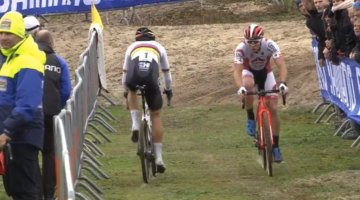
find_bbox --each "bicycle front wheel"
[262,113,273,177]
[256,118,266,170]
[139,120,151,183]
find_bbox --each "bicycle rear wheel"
[147,129,157,176]
[262,113,273,177]
[139,120,151,183]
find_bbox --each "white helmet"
[24,15,40,33]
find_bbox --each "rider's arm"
[233,46,245,87]
[122,47,131,91]
[273,55,287,83]
[269,40,287,83]
[233,63,244,88]
[163,70,172,90]
[160,46,172,90]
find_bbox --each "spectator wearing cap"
[24,15,41,37]
[0,11,46,199]
[35,29,71,200]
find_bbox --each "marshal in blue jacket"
[0,35,46,149]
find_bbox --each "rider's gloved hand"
[163,89,173,99]
[237,86,247,102]
[237,86,247,96]
[279,82,288,95]
[123,90,128,99]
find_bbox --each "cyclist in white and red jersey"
[122,27,173,173]
[233,24,288,162]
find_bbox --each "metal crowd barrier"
[54,111,76,200]
[312,92,360,148]
[311,38,360,147]
[312,98,358,142]
[54,27,116,199]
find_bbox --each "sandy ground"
[43,1,322,108]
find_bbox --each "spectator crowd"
[296,0,360,64]
[296,0,360,140]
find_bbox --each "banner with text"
[312,39,360,124]
[0,0,185,16]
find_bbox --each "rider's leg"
[151,109,166,172]
[268,97,283,162]
[151,109,164,143]
[264,71,281,145]
[128,90,140,142]
[243,75,256,136]
[268,96,283,162]
[264,71,283,162]
[268,97,280,143]
[243,75,255,110]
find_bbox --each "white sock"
[154,143,163,163]
[130,110,139,130]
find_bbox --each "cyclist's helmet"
[244,24,264,40]
[135,27,155,41]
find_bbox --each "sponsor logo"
[267,43,278,53]
[138,61,150,71]
[0,19,11,31]
[45,65,61,73]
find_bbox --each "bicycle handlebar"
[245,89,280,96]
[241,89,287,109]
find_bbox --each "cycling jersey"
[123,40,170,110]
[234,38,282,92]
[234,38,282,72]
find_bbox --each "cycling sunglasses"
[247,39,261,45]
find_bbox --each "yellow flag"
[91,3,103,29]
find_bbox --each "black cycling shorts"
[250,67,267,91]
[125,58,163,111]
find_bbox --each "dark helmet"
[135,27,155,41]
[244,24,264,40]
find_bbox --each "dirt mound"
[44,1,321,107]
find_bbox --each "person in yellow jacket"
[0,11,46,199]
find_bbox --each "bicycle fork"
[257,109,274,149]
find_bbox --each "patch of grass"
[1,104,359,199]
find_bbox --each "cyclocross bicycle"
[245,89,286,177]
[136,85,156,183]
[136,85,172,183]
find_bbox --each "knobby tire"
[262,113,273,177]
[139,120,151,183]
[256,118,266,170]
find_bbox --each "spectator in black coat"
[323,0,355,65]
[297,0,327,66]
[35,30,71,200]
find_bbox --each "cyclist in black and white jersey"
[122,27,173,173]
[233,24,288,162]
